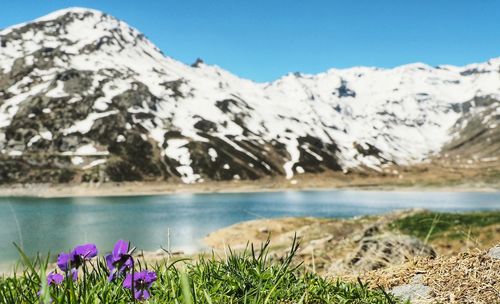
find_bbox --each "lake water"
[1,190,499,269]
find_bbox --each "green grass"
[389,211,500,241]
[0,239,403,303]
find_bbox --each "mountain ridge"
[0,8,499,184]
[3,7,500,83]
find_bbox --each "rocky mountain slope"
[0,8,499,184]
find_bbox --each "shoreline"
[0,174,498,198]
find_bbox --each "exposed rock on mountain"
[0,8,499,184]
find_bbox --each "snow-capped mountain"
[0,8,499,184]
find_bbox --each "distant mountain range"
[0,8,499,184]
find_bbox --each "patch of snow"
[208,148,218,161]
[164,139,200,183]
[64,110,118,135]
[27,135,41,147]
[40,131,52,141]
[218,136,259,161]
[116,135,126,142]
[283,139,300,179]
[67,96,82,104]
[302,145,324,161]
[71,156,84,165]
[0,82,50,128]
[82,159,107,170]
[61,144,109,156]
[261,162,272,171]
[8,150,22,156]
[45,80,67,98]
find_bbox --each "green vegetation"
[390,211,500,241]
[0,240,402,304]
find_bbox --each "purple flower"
[70,268,78,281]
[106,240,134,281]
[73,243,98,260]
[57,252,73,272]
[57,243,98,272]
[47,272,63,286]
[55,254,78,281]
[123,270,157,300]
[38,272,63,301]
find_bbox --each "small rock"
[391,282,433,303]
[258,227,269,234]
[487,246,500,260]
[410,274,425,284]
[191,58,204,67]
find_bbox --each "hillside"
[0,8,499,185]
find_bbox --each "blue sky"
[1,1,499,82]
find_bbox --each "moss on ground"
[389,211,500,241]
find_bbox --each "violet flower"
[70,268,78,281]
[56,252,73,272]
[57,243,98,280]
[38,272,63,301]
[46,272,64,286]
[56,253,80,281]
[123,270,157,300]
[106,239,134,281]
[73,243,98,261]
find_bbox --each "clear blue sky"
[1,1,499,82]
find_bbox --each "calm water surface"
[0,190,499,268]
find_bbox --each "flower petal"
[134,289,143,300]
[107,271,117,282]
[71,268,78,281]
[123,256,133,268]
[56,252,71,272]
[145,271,157,284]
[123,273,132,289]
[113,240,129,258]
[141,289,150,300]
[47,272,64,285]
[73,243,98,259]
[105,254,115,271]
[135,289,150,300]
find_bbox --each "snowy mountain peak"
[34,7,107,21]
[0,9,499,184]
[0,6,166,74]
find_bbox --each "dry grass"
[365,247,500,304]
